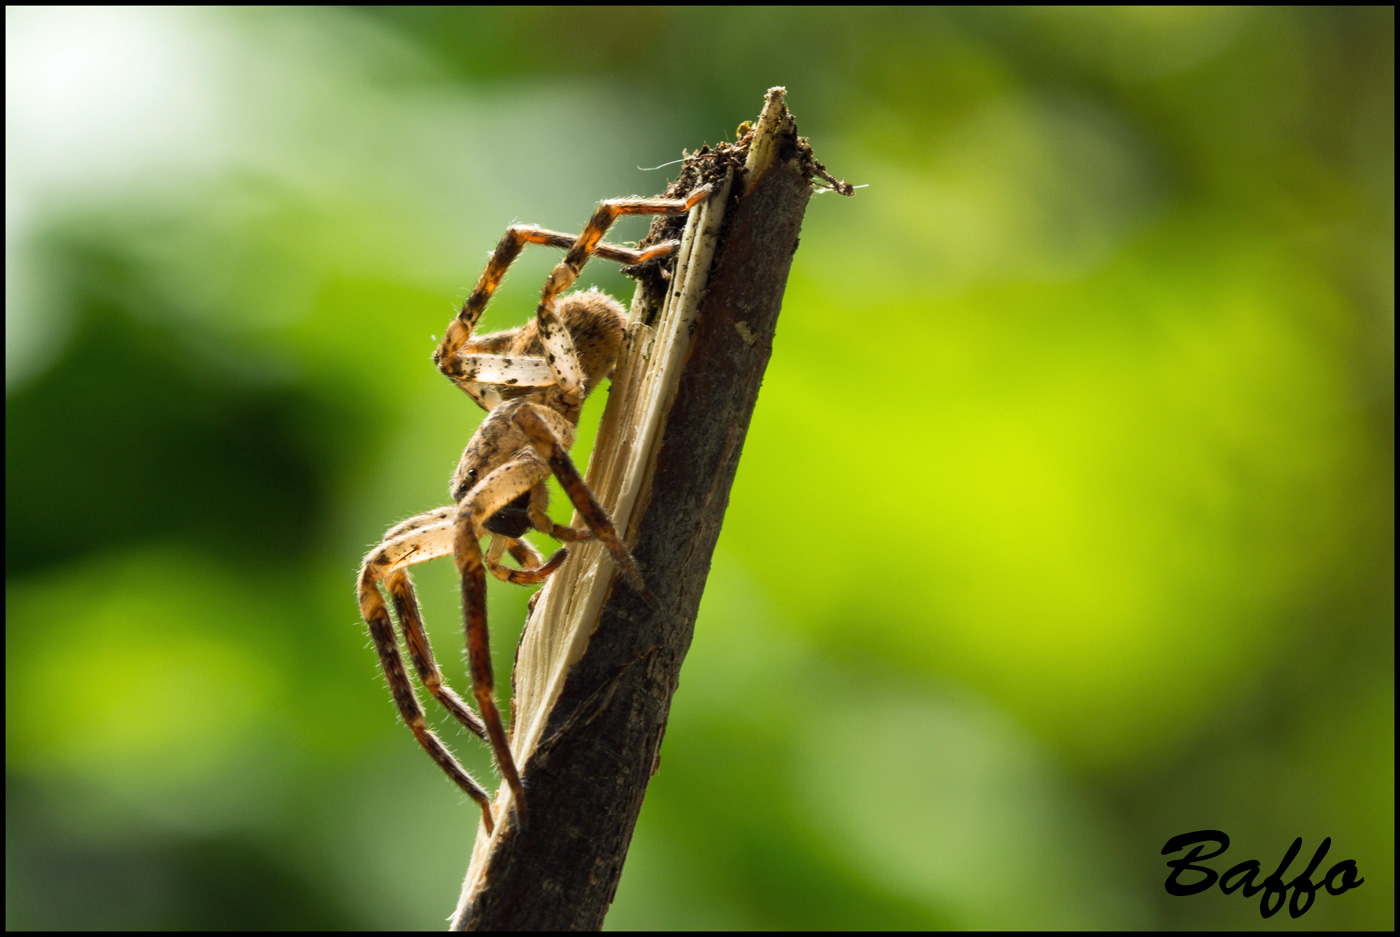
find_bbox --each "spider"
[357,184,713,833]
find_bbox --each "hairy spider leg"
[505,535,545,569]
[434,226,679,405]
[514,403,657,607]
[358,531,496,833]
[454,397,663,813]
[362,520,492,738]
[532,187,713,404]
[528,482,595,543]
[363,517,490,748]
[454,448,561,814]
[485,534,569,585]
[385,568,488,741]
[528,229,680,266]
[506,537,572,582]
[370,511,488,744]
[360,502,578,831]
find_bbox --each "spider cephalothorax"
[357,185,711,833]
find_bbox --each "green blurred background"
[6,7,1392,930]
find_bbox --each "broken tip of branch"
[744,86,792,183]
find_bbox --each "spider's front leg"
[434,226,680,406]
[530,186,713,404]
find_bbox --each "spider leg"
[381,505,453,540]
[454,452,556,812]
[442,329,535,411]
[527,482,596,543]
[506,536,544,568]
[513,402,657,606]
[452,354,554,387]
[434,225,679,379]
[484,534,510,573]
[522,229,680,266]
[533,186,713,403]
[385,567,488,742]
[358,532,495,833]
[485,534,568,585]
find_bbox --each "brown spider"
[357,184,712,833]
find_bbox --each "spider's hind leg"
[454,450,556,814]
[358,549,495,833]
[369,512,490,739]
[384,567,488,742]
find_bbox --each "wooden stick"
[450,87,844,931]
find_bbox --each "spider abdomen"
[483,490,533,538]
[510,288,626,396]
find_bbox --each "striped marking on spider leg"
[533,186,714,401]
[450,354,554,387]
[385,569,488,741]
[357,569,495,833]
[435,230,529,368]
[363,518,456,581]
[513,404,657,607]
[381,507,454,543]
[534,301,585,401]
[436,223,680,380]
[525,228,681,266]
[453,525,526,813]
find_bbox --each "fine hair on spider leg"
[358,183,712,832]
